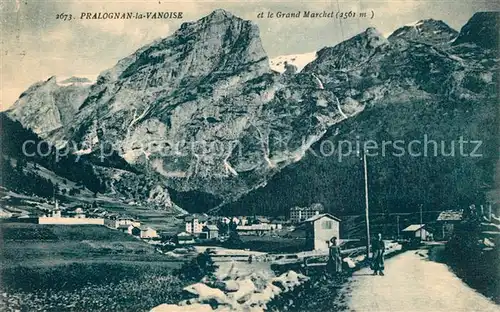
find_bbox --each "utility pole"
[419,204,423,242]
[396,215,400,240]
[363,152,371,258]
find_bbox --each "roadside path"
[344,250,499,312]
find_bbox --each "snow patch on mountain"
[57,76,96,87]
[405,20,425,27]
[269,52,317,73]
[384,20,422,37]
[6,76,92,140]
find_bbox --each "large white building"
[290,203,324,223]
[185,214,208,234]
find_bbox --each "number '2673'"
[56,13,73,21]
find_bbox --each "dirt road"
[344,250,499,312]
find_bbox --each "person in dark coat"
[327,236,343,274]
[372,233,385,276]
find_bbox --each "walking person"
[327,236,343,275]
[371,233,385,276]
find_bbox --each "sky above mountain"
[1,0,498,110]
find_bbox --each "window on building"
[322,220,333,229]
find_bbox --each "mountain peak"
[7,75,91,138]
[364,27,382,36]
[188,9,240,28]
[362,27,388,48]
[207,9,234,20]
[115,9,267,83]
[303,27,388,74]
[388,18,458,45]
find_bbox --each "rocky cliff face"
[452,12,499,49]
[6,76,91,144]
[63,9,361,202]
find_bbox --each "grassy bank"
[0,222,187,311]
[0,223,171,266]
[266,272,350,311]
[0,262,185,311]
[443,224,500,304]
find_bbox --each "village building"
[228,216,245,225]
[132,226,158,239]
[176,232,196,245]
[237,216,249,225]
[104,214,120,228]
[402,224,432,241]
[74,207,86,218]
[66,207,86,219]
[218,216,231,224]
[184,214,209,234]
[118,224,134,235]
[271,216,291,229]
[303,213,341,251]
[37,201,104,225]
[437,210,463,239]
[236,224,273,236]
[290,203,324,224]
[52,201,62,218]
[38,215,104,225]
[89,208,107,218]
[255,216,271,225]
[200,224,219,239]
[118,216,141,228]
[104,214,140,229]
[269,220,284,230]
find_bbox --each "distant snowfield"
[405,20,425,27]
[56,75,97,87]
[384,20,424,38]
[269,51,317,73]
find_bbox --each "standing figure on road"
[372,233,385,276]
[328,236,343,274]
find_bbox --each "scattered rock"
[483,238,495,248]
[183,283,229,305]
[343,257,356,269]
[150,303,214,312]
[272,270,309,291]
[156,270,308,312]
[245,272,269,291]
[245,287,275,306]
[229,279,256,302]
[223,280,239,292]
